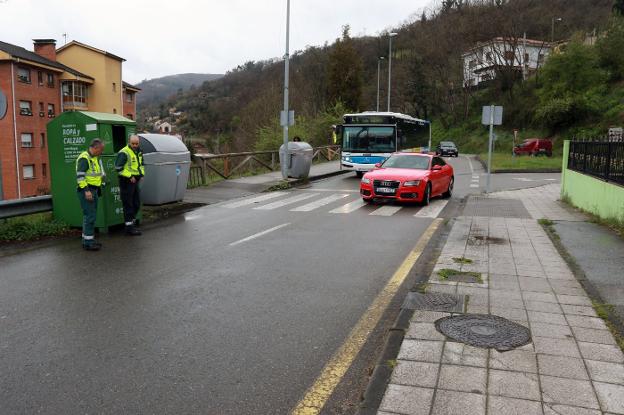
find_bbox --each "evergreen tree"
[327,26,364,111]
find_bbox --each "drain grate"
[435,314,532,351]
[463,196,531,218]
[403,292,465,313]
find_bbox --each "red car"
[513,138,553,157]
[360,153,454,205]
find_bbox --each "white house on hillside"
[462,37,552,87]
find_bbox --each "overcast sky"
[0,0,433,84]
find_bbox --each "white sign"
[280,110,295,127]
[85,123,97,132]
[482,106,503,126]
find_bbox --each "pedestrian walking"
[76,139,106,251]
[115,134,144,236]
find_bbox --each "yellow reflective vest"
[76,151,104,188]
[118,145,145,178]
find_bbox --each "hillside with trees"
[136,73,223,107]
[137,0,618,154]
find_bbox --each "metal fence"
[568,140,624,186]
[188,145,341,188]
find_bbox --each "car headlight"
[403,180,421,186]
[361,177,371,184]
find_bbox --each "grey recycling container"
[138,133,191,205]
[279,141,313,179]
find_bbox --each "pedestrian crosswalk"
[220,191,449,218]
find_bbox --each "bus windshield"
[382,154,430,170]
[342,126,396,153]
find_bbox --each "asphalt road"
[0,156,562,414]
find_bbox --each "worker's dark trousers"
[77,188,99,246]
[119,177,141,225]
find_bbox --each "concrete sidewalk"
[377,185,624,414]
[183,160,344,205]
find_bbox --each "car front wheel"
[443,177,454,198]
[421,183,431,206]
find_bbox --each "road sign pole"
[281,0,291,180]
[487,104,494,194]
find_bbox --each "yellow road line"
[291,218,443,415]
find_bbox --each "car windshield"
[342,126,396,152]
[382,154,430,170]
[440,141,455,147]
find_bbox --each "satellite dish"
[0,89,7,120]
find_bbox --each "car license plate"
[375,187,395,194]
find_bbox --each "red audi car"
[360,153,454,205]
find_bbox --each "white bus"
[339,112,431,177]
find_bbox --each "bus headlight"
[343,156,351,162]
[361,177,371,184]
[403,180,421,187]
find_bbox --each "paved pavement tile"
[442,342,488,368]
[540,375,600,409]
[530,322,573,339]
[537,354,589,380]
[390,360,440,388]
[557,294,593,306]
[489,369,541,401]
[379,384,434,415]
[525,301,563,314]
[488,395,543,415]
[438,365,487,394]
[561,304,598,317]
[567,315,609,330]
[578,342,624,364]
[523,291,558,303]
[431,389,486,415]
[490,307,528,322]
[572,327,618,346]
[398,340,444,363]
[528,311,568,326]
[543,404,601,415]
[533,336,581,358]
[490,349,538,373]
[585,360,624,385]
[405,323,446,341]
[594,382,624,413]
[411,311,451,323]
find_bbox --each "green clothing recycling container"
[47,111,138,231]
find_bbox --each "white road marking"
[299,188,360,193]
[290,194,350,212]
[470,184,480,188]
[513,178,535,182]
[414,199,449,218]
[253,193,318,210]
[222,192,287,208]
[229,223,290,246]
[330,199,366,214]
[472,175,479,179]
[465,156,474,174]
[370,205,403,216]
[544,178,558,181]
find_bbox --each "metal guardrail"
[0,195,53,219]
[190,145,341,187]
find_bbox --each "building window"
[112,82,116,92]
[47,73,55,87]
[38,102,44,117]
[469,59,477,69]
[48,104,55,118]
[38,71,43,86]
[126,92,133,103]
[21,133,33,148]
[19,101,33,116]
[524,53,529,63]
[23,165,35,179]
[62,81,88,107]
[17,67,31,83]
[41,133,46,148]
[538,53,546,65]
[113,108,117,114]
[42,163,47,178]
[126,113,133,120]
[486,52,493,62]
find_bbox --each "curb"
[474,155,561,174]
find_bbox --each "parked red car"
[513,138,553,157]
[360,153,454,205]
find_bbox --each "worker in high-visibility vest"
[115,135,145,235]
[331,125,337,145]
[76,139,106,251]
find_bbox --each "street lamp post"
[376,57,384,112]
[551,17,562,43]
[281,0,291,179]
[387,32,398,112]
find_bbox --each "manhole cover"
[402,292,465,313]
[435,314,532,351]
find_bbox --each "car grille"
[373,180,400,188]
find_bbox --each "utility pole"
[281,0,291,179]
[376,57,384,112]
[387,32,397,112]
